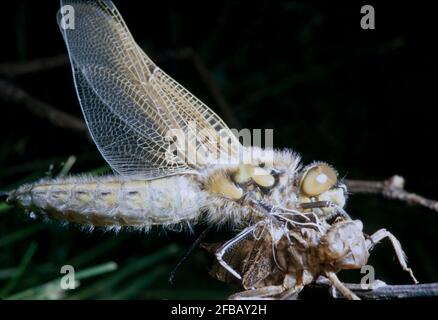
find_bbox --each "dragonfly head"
[297,162,348,216]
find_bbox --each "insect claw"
[408,269,418,284]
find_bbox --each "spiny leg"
[228,285,285,300]
[298,200,351,221]
[215,222,261,280]
[278,284,304,300]
[249,198,322,234]
[279,272,312,300]
[366,229,418,284]
[325,272,360,300]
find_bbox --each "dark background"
[0,0,437,299]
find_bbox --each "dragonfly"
[6,0,349,279]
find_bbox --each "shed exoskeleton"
[204,218,417,300]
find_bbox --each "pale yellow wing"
[58,0,241,179]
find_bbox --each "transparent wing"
[58,0,241,178]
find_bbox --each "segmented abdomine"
[8,175,207,230]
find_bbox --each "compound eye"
[299,163,337,197]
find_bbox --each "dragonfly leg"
[215,222,262,280]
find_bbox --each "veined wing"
[58,0,241,179]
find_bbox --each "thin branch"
[345,175,438,213]
[0,49,242,129]
[308,281,438,300]
[0,79,87,134]
[0,54,69,77]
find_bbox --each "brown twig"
[308,281,438,300]
[0,79,87,133]
[345,175,438,213]
[0,54,69,77]
[0,48,242,129]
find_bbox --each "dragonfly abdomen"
[8,175,206,230]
